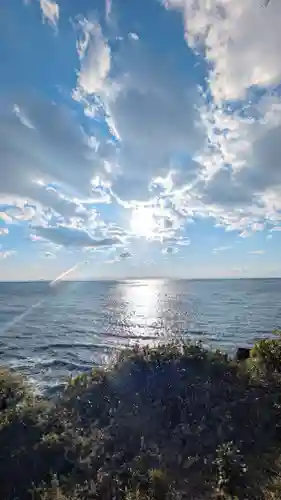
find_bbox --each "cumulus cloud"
[33,224,122,248]
[166,0,281,101]
[39,0,59,29]
[2,0,281,269]
[164,0,281,234]
[108,50,203,199]
[72,8,205,201]
[0,228,9,236]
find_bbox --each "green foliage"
[215,442,247,497]
[0,367,29,409]
[1,339,281,499]
[251,336,281,371]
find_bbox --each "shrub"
[215,442,248,497]
[1,339,281,499]
[251,335,281,372]
[0,367,29,412]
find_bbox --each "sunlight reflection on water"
[116,280,165,343]
[0,278,281,390]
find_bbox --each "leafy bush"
[251,335,281,372]
[1,340,281,499]
[0,367,29,411]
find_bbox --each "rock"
[0,397,7,411]
[236,347,250,361]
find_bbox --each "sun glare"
[130,207,156,238]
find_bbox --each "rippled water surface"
[0,279,281,391]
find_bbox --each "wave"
[36,359,97,371]
[34,342,116,352]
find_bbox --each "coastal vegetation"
[1,336,281,499]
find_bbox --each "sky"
[0,0,281,281]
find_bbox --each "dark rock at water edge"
[236,347,250,361]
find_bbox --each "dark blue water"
[0,279,281,391]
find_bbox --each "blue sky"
[0,0,281,280]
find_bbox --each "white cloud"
[128,33,139,41]
[167,0,281,102]
[72,14,204,201]
[213,245,232,254]
[30,234,44,242]
[161,0,281,236]
[0,228,9,236]
[74,20,111,97]
[249,250,265,255]
[3,0,281,265]
[0,97,108,228]
[13,105,34,129]
[3,205,36,221]
[40,0,59,29]
[239,231,251,239]
[105,0,112,20]
[0,250,16,259]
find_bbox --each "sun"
[130,207,157,238]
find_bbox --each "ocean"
[0,278,281,392]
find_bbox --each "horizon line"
[0,276,281,283]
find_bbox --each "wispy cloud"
[213,246,232,254]
[105,0,112,21]
[39,0,59,29]
[0,250,16,259]
[249,250,265,255]
[13,105,34,129]
[74,20,111,98]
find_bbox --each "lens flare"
[0,262,84,335]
